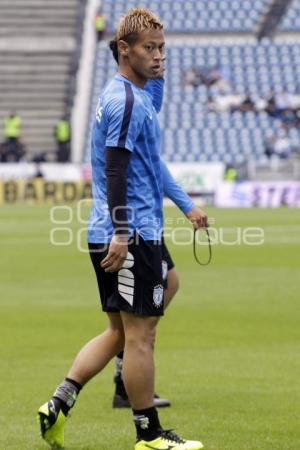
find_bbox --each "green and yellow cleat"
[135,430,204,450]
[37,400,67,449]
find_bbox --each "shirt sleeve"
[105,147,131,235]
[105,83,145,151]
[160,159,195,213]
[144,78,165,113]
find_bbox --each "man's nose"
[153,48,162,60]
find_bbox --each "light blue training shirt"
[88,75,194,243]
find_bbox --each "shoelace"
[161,429,186,444]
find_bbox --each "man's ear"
[118,40,129,57]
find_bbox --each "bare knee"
[125,337,155,357]
[123,315,158,353]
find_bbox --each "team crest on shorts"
[153,284,164,308]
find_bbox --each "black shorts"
[89,235,175,317]
[161,236,175,287]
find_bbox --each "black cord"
[193,228,212,266]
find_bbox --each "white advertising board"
[0,162,225,194]
[0,163,36,180]
[167,163,224,194]
[0,163,82,181]
[40,164,82,181]
[216,181,300,208]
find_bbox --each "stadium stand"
[0,0,86,160]
[2,0,297,168]
[85,37,300,165]
[102,0,271,33]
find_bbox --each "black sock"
[114,353,127,397]
[65,377,82,391]
[52,378,82,416]
[115,377,128,397]
[133,407,162,441]
[115,353,124,379]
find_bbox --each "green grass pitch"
[0,204,300,450]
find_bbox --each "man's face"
[125,29,165,82]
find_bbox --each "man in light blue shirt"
[38,8,207,450]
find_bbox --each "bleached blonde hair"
[109,8,163,63]
[116,7,163,41]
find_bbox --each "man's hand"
[101,234,128,273]
[185,206,208,229]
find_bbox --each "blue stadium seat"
[84,2,300,165]
[101,0,269,33]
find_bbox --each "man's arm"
[161,158,208,228]
[105,147,131,235]
[144,78,165,113]
[100,86,146,273]
[144,56,166,113]
[101,147,131,273]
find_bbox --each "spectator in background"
[4,112,21,144]
[224,165,238,181]
[1,112,25,162]
[264,91,300,128]
[54,115,71,162]
[205,66,231,91]
[265,92,279,117]
[184,65,231,91]
[183,67,202,87]
[207,91,244,112]
[265,127,292,160]
[0,140,26,162]
[95,8,106,41]
[280,108,298,129]
[239,93,256,112]
[206,95,218,112]
[275,91,290,113]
